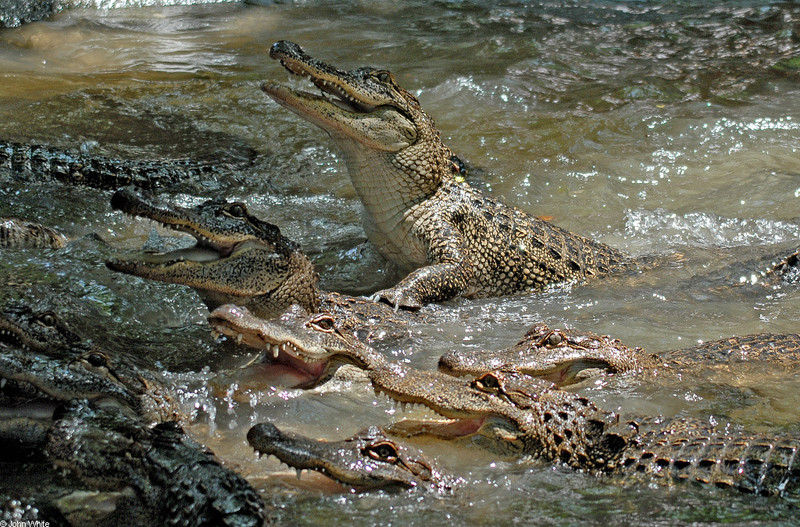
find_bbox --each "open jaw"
[262,41,417,151]
[264,40,378,114]
[208,305,333,388]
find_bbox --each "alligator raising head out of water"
[247,421,452,491]
[262,40,631,308]
[108,185,422,336]
[438,323,800,385]
[370,366,800,497]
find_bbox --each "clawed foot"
[368,288,423,311]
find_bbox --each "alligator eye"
[36,312,57,327]
[226,204,247,217]
[364,441,399,463]
[374,71,392,83]
[308,314,335,332]
[547,332,563,347]
[85,352,109,368]
[473,372,501,392]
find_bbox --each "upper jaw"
[267,40,380,113]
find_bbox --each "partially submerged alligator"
[0,303,179,424]
[0,140,246,190]
[438,323,800,386]
[263,41,632,308]
[44,399,266,527]
[370,366,800,497]
[208,303,384,389]
[108,185,422,335]
[0,302,82,353]
[0,218,67,249]
[247,421,451,491]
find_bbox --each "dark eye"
[37,313,57,327]
[86,353,108,368]
[547,332,563,347]
[227,204,247,217]
[364,441,399,463]
[309,314,335,332]
[375,71,391,83]
[474,372,501,392]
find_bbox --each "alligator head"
[0,302,82,353]
[208,304,385,388]
[107,185,320,319]
[263,40,456,214]
[370,364,631,469]
[247,421,452,491]
[438,323,659,385]
[0,339,178,425]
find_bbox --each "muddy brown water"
[1,1,800,524]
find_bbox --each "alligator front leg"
[373,227,473,309]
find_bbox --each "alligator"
[0,327,180,424]
[208,303,385,389]
[0,140,247,190]
[0,302,82,353]
[1,218,67,249]
[438,322,800,386]
[107,185,422,335]
[42,398,266,526]
[262,40,632,309]
[369,366,800,497]
[247,420,451,491]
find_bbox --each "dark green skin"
[108,185,423,336]
[247,421,451,491]
[0,303,82,354]
[45,399,265,527]
[0,140,245,190]
[107,185,319,320]
[438,323,800,385]
[370,366,800,497]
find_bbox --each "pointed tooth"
[272,345,280,359]
[236,333,243,345]
[210,330,221,340]
[0,378,6,389]
[295,468,303,480]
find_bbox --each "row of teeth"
[0,328,27,350]
[122,212,221,251]
[372,386,424,413]
[210,329,320,362]
[278,60,360,106]
[252,449,309,480]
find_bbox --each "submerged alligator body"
[370,366,800,497]
[439,323,800,385]
[262,41,632,308]
[43,399,265,527]
[108,185,422,338]
[1,218,67,249]
[0,140,245,190]
[247,421,451,491]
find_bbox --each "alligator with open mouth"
[261,40,633,309]
[107,185,423,338]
